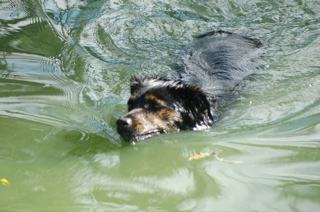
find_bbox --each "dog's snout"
[116,116,132,129]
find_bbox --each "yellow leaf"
[188,150,242,163]
[1,179,9,186]
[188,152,213,161]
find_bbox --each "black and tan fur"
[117,31,262,142]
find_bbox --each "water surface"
[0,0,320,211]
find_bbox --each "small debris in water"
[188,152,218,161]
[188,151,242,163]
[43,84,52,88]
[1,179,9,186]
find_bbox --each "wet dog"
[117,31,262,142]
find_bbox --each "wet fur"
[117,30,262,142]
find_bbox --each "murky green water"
[1,0,320,211]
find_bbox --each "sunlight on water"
[0,0,319,211]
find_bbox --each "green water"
[1,0,320,211]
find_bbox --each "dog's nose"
[116,116,132,129]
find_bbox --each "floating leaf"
[188,150,242,163]
[43,84,52,88]
[1,179,9,186]
[188,152,212,160]
[188,151,220,161]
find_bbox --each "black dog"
[117,31,262,142]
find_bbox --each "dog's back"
[180,30,262,98]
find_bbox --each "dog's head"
[116,76,217,143]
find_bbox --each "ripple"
[1,0,320,211]
[0,52,86,127]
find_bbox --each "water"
[0,0,319,211]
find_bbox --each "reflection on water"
[0,0,320,211]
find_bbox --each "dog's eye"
[148,102,164,111]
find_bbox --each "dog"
[116,30,262,143]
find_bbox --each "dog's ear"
[169,84,217,128]
[130,76,142,94]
